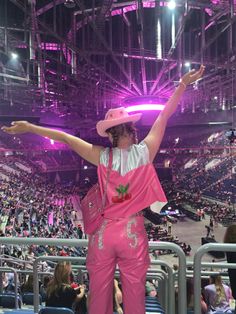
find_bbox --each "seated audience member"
[87,279,123,314]
[224,224,236,312]
[187,278,207,314]
[21,274,34,293]
[70,273,87,314]
[113,279,123,314]
[145,280,157,297]
[46,262,86,312]
[40,276,51,302]
[4,273,19,293]
[204,275,233,314]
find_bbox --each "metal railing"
[150,260,175,314]
[0,237,186,314]
[149,241,186,314]
[194,243,236,314]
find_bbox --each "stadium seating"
[39,307,74,314]
[22,293,42,305]
[0,293,22,308]
[3,311,34,314]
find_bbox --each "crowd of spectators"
[0,154,86,264]
[173,155,235,204]
[1,261,87,314]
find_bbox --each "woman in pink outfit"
[2,65,205,314]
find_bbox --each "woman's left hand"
[180,65,205,86]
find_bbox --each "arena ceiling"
[0,0,235,132]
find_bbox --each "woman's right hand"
[1,121,32,135]
[180,65,205,86]
[116,307,123,314]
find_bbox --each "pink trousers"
[86,215,150,314]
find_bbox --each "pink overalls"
[86,141,167,314]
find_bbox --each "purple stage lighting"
[126,104,164,113]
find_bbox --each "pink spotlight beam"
[126,104,164,112]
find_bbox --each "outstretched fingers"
[191,65,205,81]
[195,65,205,78]
[1,126,15,134]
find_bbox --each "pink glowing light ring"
[126,104,164,112]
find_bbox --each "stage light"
[11,52,18,60]
[175,137,180,144]
[185,62,191,67]
[126,104,164,112]
[168,0,176,10]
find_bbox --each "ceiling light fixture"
[11,52,18,59]
[167,0,176,10]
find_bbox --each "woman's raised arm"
[1,121,103,166]
[144,65,205,162]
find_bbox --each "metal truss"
[0,0,235,128]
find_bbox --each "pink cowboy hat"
[96,107,142,137]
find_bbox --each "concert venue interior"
[0,1,235,314]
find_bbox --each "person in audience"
[46,262,86,311]
[185,244,192,255]
[197,208,202,221]
[201,209,205,220]
[167,221,172,235]
[113,279,123,314]
[39,275,51,302]
[204,274,233,314]
[224,224,236,312]
[145,280,157,297]
[210,216,214,229]
[205,225,211,238]
[4,272,19,293]
[187,278,207,314]
[2,65,205,314]
[21,274,34,293]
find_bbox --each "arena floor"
[153,215,227,267]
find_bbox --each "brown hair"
[46,262,72,298]
[106,122,138,147]
[224,224,236,243]
[21,274,34,293]
[186,278,194,307]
